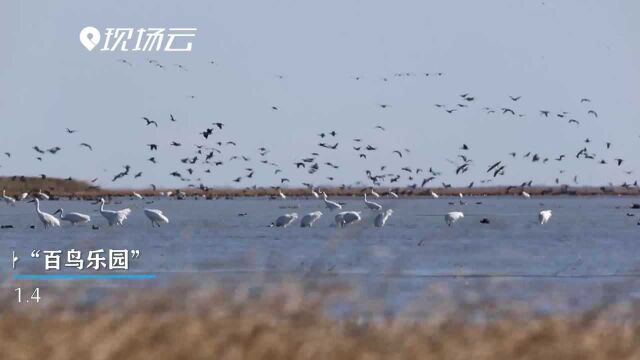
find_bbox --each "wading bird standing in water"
[375,209,393,227]
[95,198,131,226]
[35,189,49,200]
[364,193,382,210]
[322,192,342,211]
[301,211,323,227]
[272,213,298,227]
[28,199,60,229]
[144,208,170,227]
[539,210,553,225]
[54,209,91,225]
[335,211,361,227]
[2,190,16,205]
[445,211,464,227]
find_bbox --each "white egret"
[54,209,91,225]
[18,192,28,201]
[521,191,531,199]
[370,189,380,198]
[132,192,144,199]
[322,192,342,211]
[459,193,464,198]
[278,189,287,199]
[144,208,169,227]
[364,193,382,211]
[445,211,464,226]
[300,211,323,227]
[35,189,50,200]
[28,199,60,228]
[539,210,552,225]
[273,212,298,227]
[310,188,320,198]
[375,209,393,227]
[388,191,399,198]
[2,190,16,205]
[95,198,131,226]
[335,211,361,227]
[430,190,439,199]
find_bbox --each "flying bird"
[143,117,158,127]
[201,128,213,139]
[487,161,501,173]
[117,59,133,66]
[493,165,506,177]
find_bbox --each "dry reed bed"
[1,283,640,360]
[2,176,639,199]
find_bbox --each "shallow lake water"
[2,195,640,314]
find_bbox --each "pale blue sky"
[1,0,639,189]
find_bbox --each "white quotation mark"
[79,26,101,51]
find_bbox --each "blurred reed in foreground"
[1,282,640,360]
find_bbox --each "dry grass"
[1,176,639,199]
[0,176,98,195]
[2,282,640,360]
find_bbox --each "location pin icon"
[79,26,101,51]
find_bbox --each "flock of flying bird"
[0,58,638,230]
[1,58,636,194]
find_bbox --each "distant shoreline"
[1,176,639,199]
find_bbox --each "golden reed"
[1,281,640,360]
